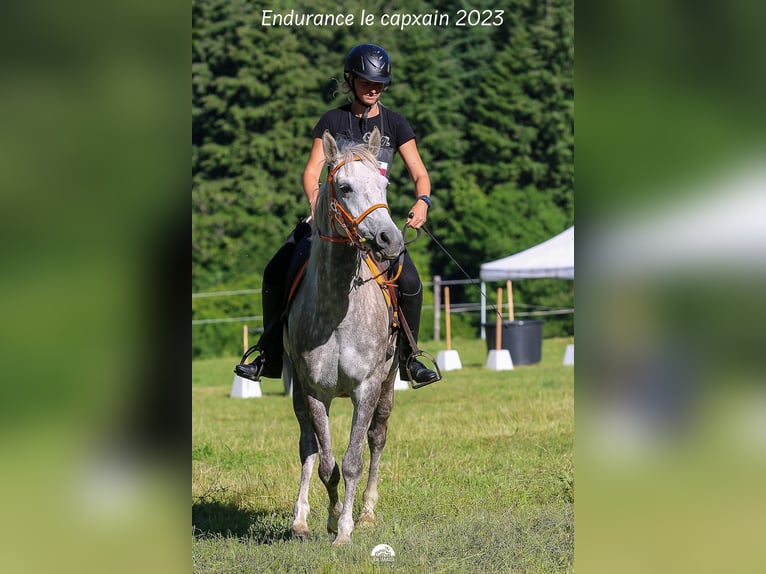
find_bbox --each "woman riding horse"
[236,43,440,388]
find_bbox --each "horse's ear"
[322,130,338,164]
[367,126,381,157]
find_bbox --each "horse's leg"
[357,375,394,528]
[333,389,379,546]
[290,381,317,539]
[305,394,342,536]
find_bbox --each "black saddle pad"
[284,233,312,305]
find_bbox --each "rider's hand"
[406,200,428,229]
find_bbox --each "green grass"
[193,336,574,573]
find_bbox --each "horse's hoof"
[331,535,352,547]
[355,512,376,528]
[326,519,338,535]
[291,526,311,540]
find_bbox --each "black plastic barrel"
[483,320,545,365]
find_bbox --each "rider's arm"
[398,138,431,229]
[303,138,326,217]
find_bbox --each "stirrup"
[238,343,262,366]
[404,350,442,389]
[234,344,265,380]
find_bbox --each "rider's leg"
[235,220,311,381]
[397,253,440,387]
[235,250,290,381]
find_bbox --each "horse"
[283,127,405,546]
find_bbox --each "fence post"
[480,281,487,340]
[444,286,452,350]
[432,275,441,341]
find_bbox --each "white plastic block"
[230,374,262,398]
[563,344,574,366]
[394,370,409,390]
[436,349,462,371]
[485,349,514,371]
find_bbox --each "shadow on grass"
[192,500,292,544]
[218,390,288,398]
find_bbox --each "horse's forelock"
[334,143,379,173]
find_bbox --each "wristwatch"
[417,195,432,208]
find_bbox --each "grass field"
[192,336,574,573]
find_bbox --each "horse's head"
[318,127,404,260]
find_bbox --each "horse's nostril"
[378,231,390,246]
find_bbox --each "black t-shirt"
[311,103,416,179]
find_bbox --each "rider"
[236,43,440,387]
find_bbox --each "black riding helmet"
[343,44,392,87]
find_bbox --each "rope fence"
[192,277,573,338]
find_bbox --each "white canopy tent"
[478,227,574,338]
[480,226,574,281]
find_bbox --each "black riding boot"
[398,286,440,388]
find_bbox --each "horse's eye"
[338,183,352,194]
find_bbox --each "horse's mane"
[314,143,381,229]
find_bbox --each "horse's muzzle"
[370,228,404,260]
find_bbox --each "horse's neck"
[307,232,365,295]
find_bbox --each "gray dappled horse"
[284,128,404,546]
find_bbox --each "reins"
[419,224,507,323]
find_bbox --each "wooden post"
[433,275,441,341]
[436,284,463,372]
[445,286,452,351]
[506,280,515,322]
[495,287,503,351]
[243,324,248,354]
